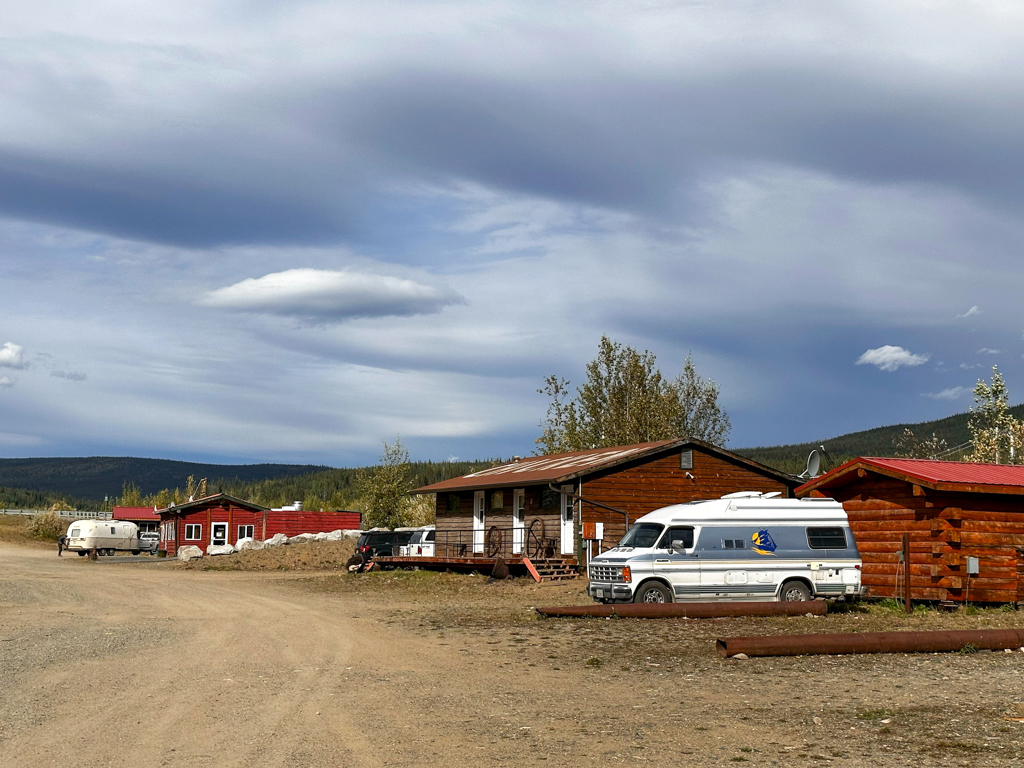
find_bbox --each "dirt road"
[2,541,1024,767]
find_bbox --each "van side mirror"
[671,540,688,551]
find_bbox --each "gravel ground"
[3,540,1024,767]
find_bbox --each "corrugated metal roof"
[796,456,1024,495]
[414,439,797,493]
[112,506,160,521]
[415,440,684,493]
[157,492,269,515]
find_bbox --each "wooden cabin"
[796,458,1024,603]
[405,439,798,572]
[157,493,362,556]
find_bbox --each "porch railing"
[432,524,564,560]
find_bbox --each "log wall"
[818,475,1024,603]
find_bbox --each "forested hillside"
[736,404,1024,475]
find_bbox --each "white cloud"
[856,345,930,372]
[923,386,971,401]
[957,306,981,318]
[978,347,1001,355]
[198,268,465,321]
[0,376,14,388]
[959,362,982,370]
[0,342,26,369]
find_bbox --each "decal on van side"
[751,529,777,556]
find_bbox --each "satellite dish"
[800,450,821,479]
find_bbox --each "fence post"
[902,533,912,613]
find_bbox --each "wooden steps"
[524,557,579,582]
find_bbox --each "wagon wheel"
[525,518,545,558]
[486,526,504,558]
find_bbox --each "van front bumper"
[588,582,634,603]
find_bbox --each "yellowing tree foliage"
[536,336,730,454]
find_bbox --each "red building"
[112,506,161,533]
[797,457,1024,603]
[158,493,361,556]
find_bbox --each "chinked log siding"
[798,467,1024,603]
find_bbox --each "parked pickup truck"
[139,531,160,554]
[398,526,435,556]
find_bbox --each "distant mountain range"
[1,404,1015,509]
[0,457,329,504]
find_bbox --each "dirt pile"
[176,538,357,571]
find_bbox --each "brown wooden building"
[796,458,1024,603]
[409,439,798,570]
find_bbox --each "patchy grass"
[0,513,52,548]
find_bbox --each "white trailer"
[66,520,141,557]
[587,492,864,603]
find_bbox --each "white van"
[587,492,863,603]
[66,520,141,556]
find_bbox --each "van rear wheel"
[780,580,811,602]
[634,582,672,604]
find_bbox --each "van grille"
[589,564,622,582]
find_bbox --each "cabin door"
[211,523,228,547]
[560,485,575,556]
[512,489,525,554]
[473,491,485,554]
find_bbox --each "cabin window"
[185,524,202,540]
[660,526,695,549]
[722,539,745,550]
[446,494,460,513]
[807,526,847,549]
[238,525,254,540]
[491,491,503,511]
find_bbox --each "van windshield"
[618,523,664,548]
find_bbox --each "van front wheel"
[780,580,811,602]
[634,582,672,604]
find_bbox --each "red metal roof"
[796,456,1024,496]
[112,506,160,522]
[415,439,795,493]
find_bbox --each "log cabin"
[404,439,798,574]
[796,458,1024,603]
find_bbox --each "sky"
[2,0,1024,466]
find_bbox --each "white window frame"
[473,490,485,554]
[512,488,525,554]
[184,524,202,541]
[238,524,255,540]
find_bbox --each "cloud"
[959,362,982,370]
[923,386,971,401]
[0,342,26,369]
[198,268,465,321]
[50,370,87,382]
[0,376,14,388]
[978,347,1001,355]
[957,306,981,318]
[855,345,930,372]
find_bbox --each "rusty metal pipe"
[716,628,1024,658]
[536,601,827,619]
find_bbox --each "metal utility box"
[966,556,980,575]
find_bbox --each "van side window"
[660,526,694,549]
[425,530,435,542]
[807,526,847,549]
[722,539,745,549]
